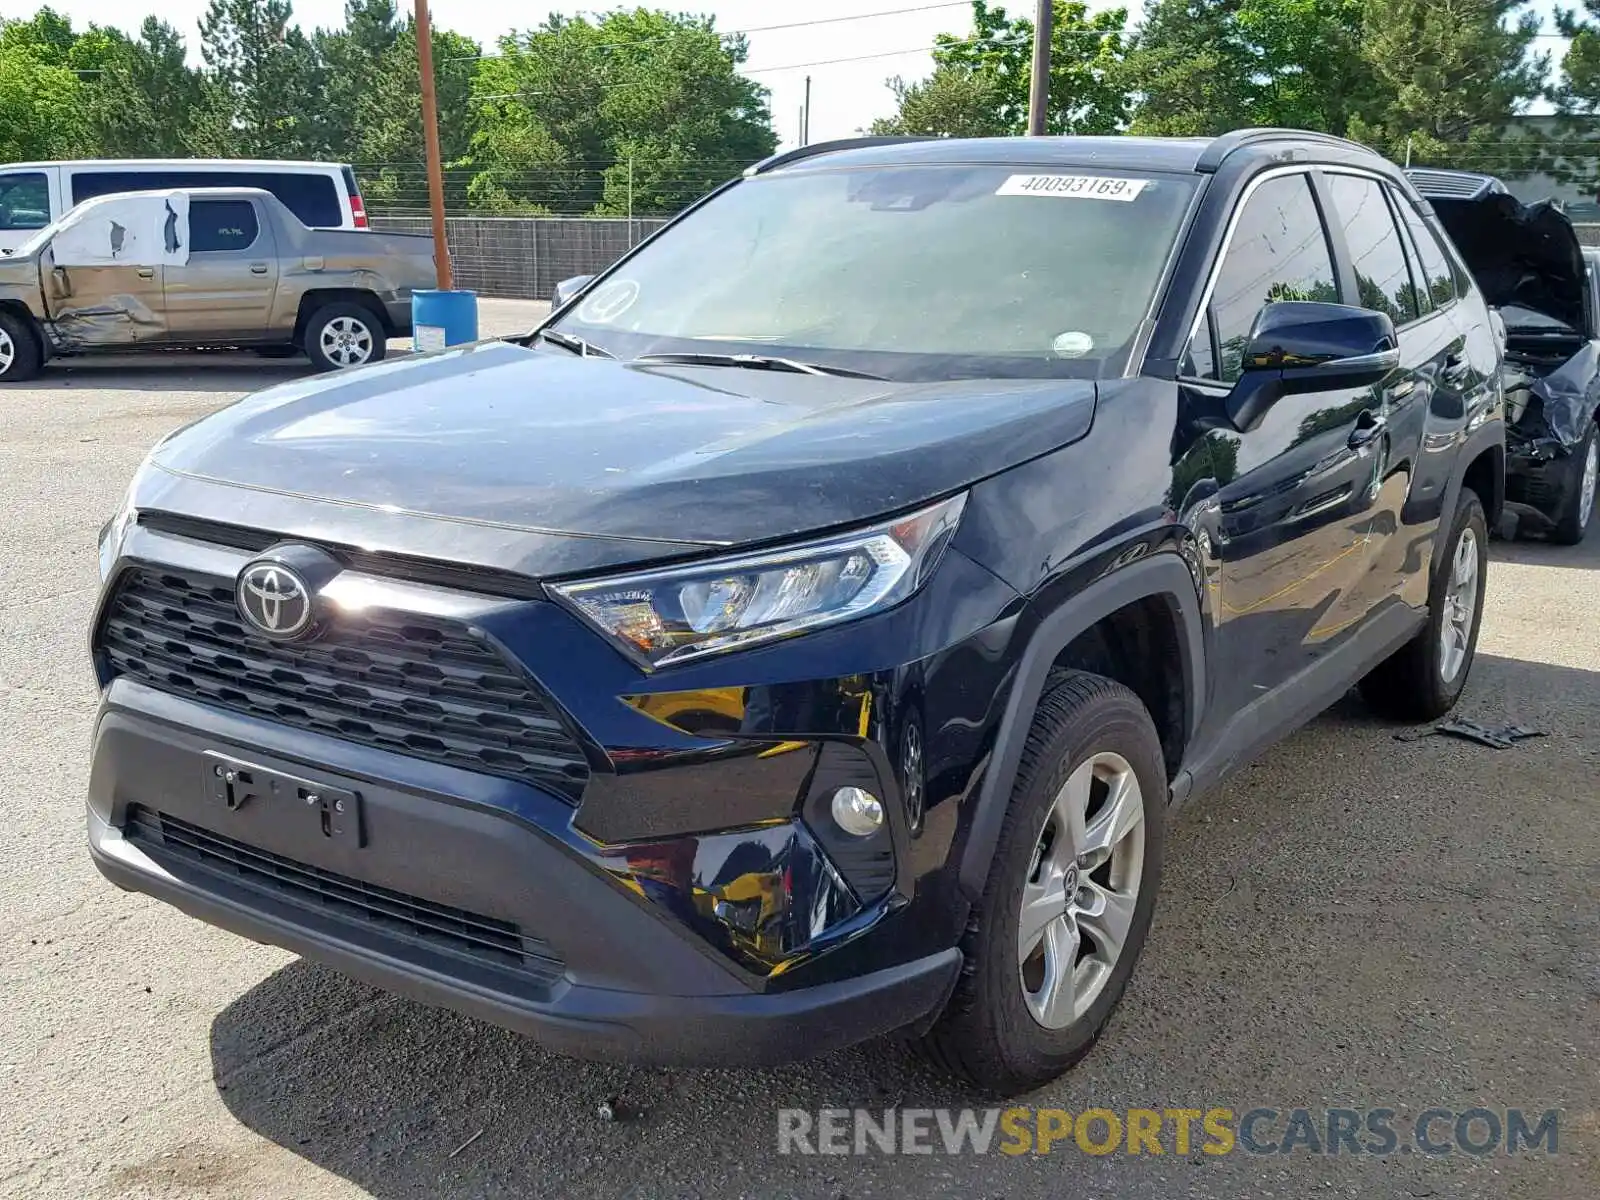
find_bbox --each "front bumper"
[87,699,960,1066]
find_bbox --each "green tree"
[896,1,1129,136]
[1119,0,1370,136]
[1346,0,1547,174]
[468,10,775,216]
[84,19,206,157]
[869,65,1011,137]
[313,0,401,161]
[0,10,92,159]
[192,0,325,157]
[1547,4,1600,190]
[352,20,481,209]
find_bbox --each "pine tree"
[1347,0,1547,174]
[193,0,325,157]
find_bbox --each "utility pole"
[1026,0,1053,136]
[414,0,453,290]
[802,75,811,146]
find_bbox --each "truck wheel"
[916,671,1166,1096]
[1359,489,1488,721]
[1550,419,1598,546]
[304,303,386,371]
[0,309,42,383]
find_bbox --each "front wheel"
[1359,489,1488,721]
[303,303,387,372]
[916,671,1167,1096]
[0,309,43,383]
[1550,419,1598,546]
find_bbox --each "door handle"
[1348,414,1387,450]
[136,267,154,278]
[249,263,269,275]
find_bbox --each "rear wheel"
[1359,488,1488,720]
[1550,419,1598,546]
[304,302,386,371]
[0,309,42,383]
[915,671,1166,1095]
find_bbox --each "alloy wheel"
[1580,437,1598,531]
[1439,527,1480,683]
[0,326,14,376]
[321,316,374,367]
[1018,750,1146,1030]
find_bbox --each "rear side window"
[72,170,341,228]
[0,172,51,231]
[1203,173,1339,383]
[1324,174,1421,326]
[1392,193,1458,309]
[189,200,260,252]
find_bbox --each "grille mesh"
[126,806,562,981]
[98,567,589,800]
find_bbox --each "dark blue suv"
[89,129,1505,1095]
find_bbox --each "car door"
[162,198,280,341]
[41,193,173,347]
[1322,172,1468,612]
[1180,170,1393,719]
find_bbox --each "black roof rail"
[744,136,940,176]
[1195,127,1377,173]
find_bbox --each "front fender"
[954,551,1205,902]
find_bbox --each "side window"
[1384,188,1435,318]
[1393,192,1458,309]
[1324,174,1420,326]
[264,174,341,227]
[72,171,182,205]
[189,200,260,253]
[0,172,51,231]
[1204,173,1338,383]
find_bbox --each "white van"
[0,159,369,253]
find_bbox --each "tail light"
[351,194,369,229]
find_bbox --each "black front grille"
[126,806,563,982]
[98,567,589,800]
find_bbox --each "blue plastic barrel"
[412,288,479,352]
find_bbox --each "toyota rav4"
[88,130,1505,1095]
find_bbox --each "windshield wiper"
[535,328,616,359]
[633,351,887,380]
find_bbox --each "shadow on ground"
[208,653,1599,1199]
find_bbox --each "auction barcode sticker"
[995,174,1150,201]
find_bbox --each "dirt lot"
[1,309,1596,1199]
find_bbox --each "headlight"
[97,461,148,581]
[551,493,967,668]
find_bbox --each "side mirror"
[551,274,594,309]
[1226,301,1399,431]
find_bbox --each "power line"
[446,1,979,64]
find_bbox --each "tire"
[303,302,386,372]
[915,671,1167,1096]
[0,308,43,383]
[1550,419,1598,546]
[1359,489,1488,721]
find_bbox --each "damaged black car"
[1408,168,1600,543]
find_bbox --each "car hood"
[1425,193,1587,332]
[144,338,1098,577]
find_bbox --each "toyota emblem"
[236,560,314,640]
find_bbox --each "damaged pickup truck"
[0,187,434,382]
[1408,168,1600,543]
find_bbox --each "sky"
[8,0,1580,148]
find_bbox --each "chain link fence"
[371,213,670,300]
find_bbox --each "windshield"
[550,164,1197,381]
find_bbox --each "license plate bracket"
[202,751,364,849]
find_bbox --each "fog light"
[831,786,884,837]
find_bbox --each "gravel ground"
[1,312,1595,1198]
